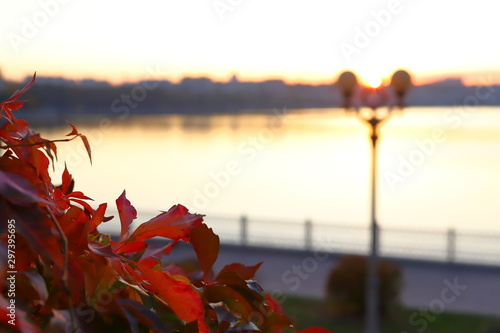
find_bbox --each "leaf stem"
[45,206,78,330]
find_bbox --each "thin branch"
[45,206,78,330]
[0,135,81,150]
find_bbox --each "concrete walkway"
[167,243,500,317]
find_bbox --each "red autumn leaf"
[2,73,36,104]
[80,134,92,164]
[0,73,36,113]
[265,312,293,332]
[60,164,72,194]
[204,285,254,317]
[217,262,262,281]
[297,328,332,333]
[138,242,178,268]
[116,190,137,242]
[190,223,219,282]
[137,265,205,324]
[66,122,79,136]
[70,198,94,215]
[0,170,50,206]
[67,191,92,201]
[88,203,108,232]
[117,205,203,252]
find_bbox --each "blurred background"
[2,0,500,330]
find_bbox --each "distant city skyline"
[0,68,482,89]
[1,1,500,87]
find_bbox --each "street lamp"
[337,70,411,333]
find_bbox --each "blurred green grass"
[281,295,500,333]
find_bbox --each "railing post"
[305,219,312,251]
[240,215,248,246]
[447,228,456,263]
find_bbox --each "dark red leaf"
[296,328,332,333]
[18,272,49,304]
[265,293,283,313]
[0,170,49,206]
[265,312,293,331]
[116,299,166,333]
[116,190,137,242]
[217,262,262,281]
[66,122,79,136]
[61,165,72,194]
[204,285,254,316]
[190,223,219,282]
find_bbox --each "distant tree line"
[0,75,498,126]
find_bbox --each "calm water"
[44,107,500,233]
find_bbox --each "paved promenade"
[168,243,500,317]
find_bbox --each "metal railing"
[202,215,500,266]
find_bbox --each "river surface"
[41,107,500,234]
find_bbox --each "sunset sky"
[1,0,499,86]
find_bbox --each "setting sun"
[366,76,382,88]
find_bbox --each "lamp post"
[337,70,411,333]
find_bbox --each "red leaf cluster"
[0,76,331,333]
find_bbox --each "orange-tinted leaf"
[190,223,219,282]
[217,262,262,281]
[89,203,107,232]
[123,204,203,245]
[116,190,137,242]
[138,265,204,323]
[80,134,92,164]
